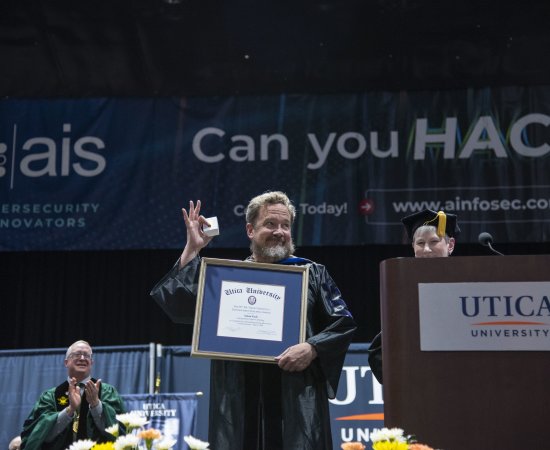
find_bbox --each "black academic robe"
[151,256,357,450]
[21,380,125,450]
[367,331,383,384]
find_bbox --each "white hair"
[65,340,92,359]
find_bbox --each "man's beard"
[251,238,295,263]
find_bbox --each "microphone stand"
[486,241,504,256]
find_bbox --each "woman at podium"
[367,209,460,383]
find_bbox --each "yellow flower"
[372,442,409,450]
[91,443,115,450]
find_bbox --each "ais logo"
[0,123,107,185]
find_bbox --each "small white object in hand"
[203,216,220,237]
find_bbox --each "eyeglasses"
[69,352,93,360]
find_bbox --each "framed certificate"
[191,257,309,363]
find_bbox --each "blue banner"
[329,346,383,447]
[2,88,550,250]
[121,393,199,450]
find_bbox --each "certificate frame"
[191,257,309,363]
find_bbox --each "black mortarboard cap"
[401,209,460,240]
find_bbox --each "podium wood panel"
[380,255,550,450]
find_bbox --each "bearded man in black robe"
[151,191,357,450]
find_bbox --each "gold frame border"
[191,257,309,363]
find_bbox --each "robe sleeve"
[305,263,357,398]
[149,257,202,324]
[367,331,383,384]
[21,388,63,450]
[98,383,126,427]
[87,383,126,439]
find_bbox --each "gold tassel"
[154,372,161,394]
[425,211,447,237]
[435,211,446,237]
[72,412,80,434]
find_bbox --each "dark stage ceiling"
[1,0,550,97]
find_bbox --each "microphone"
[478,232,504,256]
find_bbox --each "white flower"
[67,439,96,450]
[371,427,406,443]
[115,412,148,430]
[114,434,140,450]
[183,435,209,449]
[105,423,119,437]
[155,438,177,450]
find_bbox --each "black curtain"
[2,0,550,97]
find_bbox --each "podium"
[380,255,550,450]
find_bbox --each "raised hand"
[84,378,101,408]
[179,200,214,267]
[67,377,81,414]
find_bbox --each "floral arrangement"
[183,436,209,449]
[370,428,408,450]
[341,442,366,449]
[65,412,207,450]
[116,413,149,433]
[369,428,436,450]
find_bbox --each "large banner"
[122,393,199,450]
[329,346,384,448]
[2,87,550,250]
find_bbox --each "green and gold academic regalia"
[21,380,125,450]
